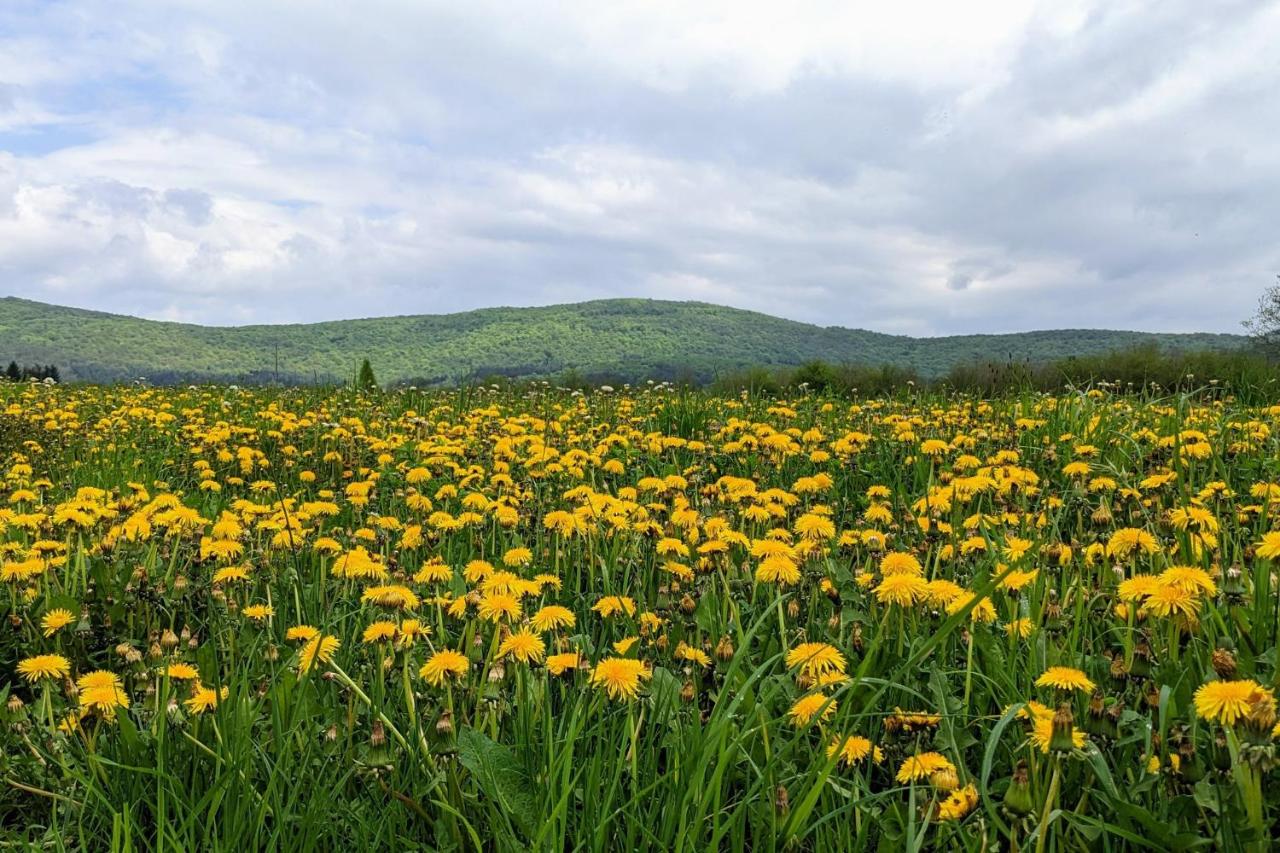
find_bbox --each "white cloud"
[0,0,1275,334]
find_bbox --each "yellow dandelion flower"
[530,605,576,633]
[241,603,273,621]
[827,734,874,767]
[18,654,70,682]
[1035,667,1094,693]
[40,608,75,637]
[164,662,199,680]
[546,652,582,676]
[1194,680,1270,726]
[875,573,928,607]
[362,620,398,644]
[896,752,954,784]
[591,596,636,618]
[298,635,340,673]
[785,642,847,677]
[590,657,650,700]
[287,624,319,643]
[789,692,837,727]
[420,649,470,686]
[499,629,546,664]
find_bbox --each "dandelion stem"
[1034,758,1061,853]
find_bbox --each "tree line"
[5,361,60,382]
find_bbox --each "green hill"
[0,296,1247,384]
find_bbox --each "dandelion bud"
[1091,505,1113,526]
[1211,647,1237,679]
[1129,642,1152,678]
[148,642,163,660]
[827,615,841,631]
[655,634,669,652]
[1049,703,1075,752]
[161,629,179,649]
[488,662,505,683]
[180,626,192,642]
[1223,565,1245,597]
[1087,691,1118,738]
[715,635,734,661]
[787,599,801,619]
[680,594,696,614]
[774,785,789,816]
[172,575,189,593]
[324,725,338,742]
[264,644,279,662]
[1003,761,1033,815]
[1211,730,1232,770]
[1044,606,1064,634]
[1243,688,1277,742]
[930,766,959,791]
[1178,738,1205,782]
[436,711,454,736]
[681,681,696,703]
[7,694,25,714]
[370,719,386,748]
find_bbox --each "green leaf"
[694,595,719,635]
[456,726,538,840]
[1191,779,1219,815]
[1085,745,1119,799]
[647,665,682,726]
[979,702,1021,841]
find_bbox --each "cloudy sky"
[0,1,1276,335]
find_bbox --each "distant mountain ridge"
[0,296,1247,384]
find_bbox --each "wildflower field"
[3,382,1280,851]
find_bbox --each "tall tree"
[5,361,18,381]
[357,359,378,390]
[1244,276,1280,356]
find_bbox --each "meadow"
[2,380,1280,851]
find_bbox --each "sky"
[0,0,1276,335]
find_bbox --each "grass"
[1,381,1279,850]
